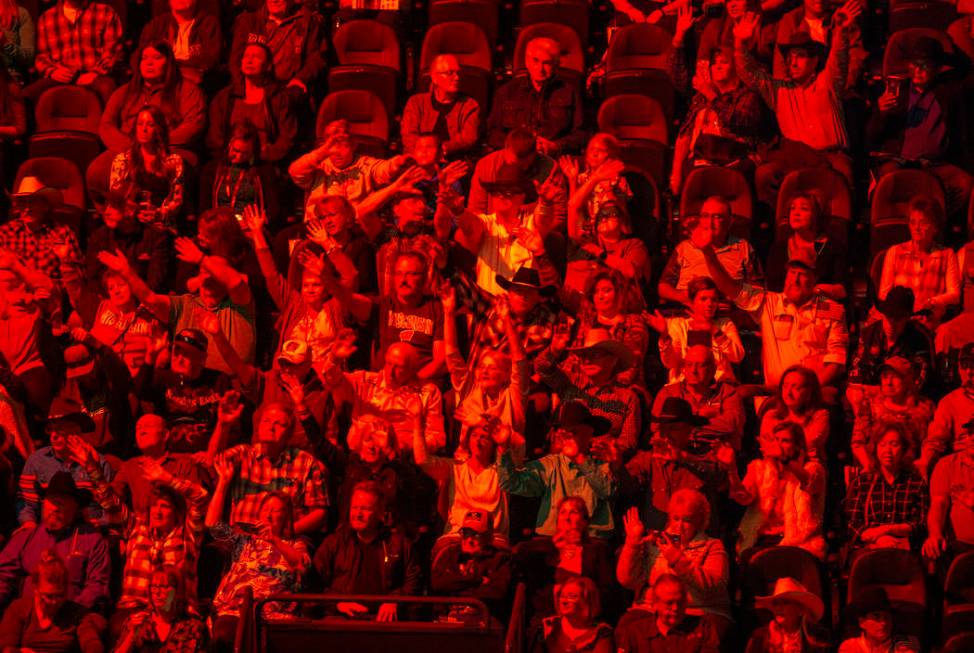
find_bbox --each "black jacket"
[313,523,422,598]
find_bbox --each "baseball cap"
[277,340,310,366]
[461,510,491,535]
[173,329,207,354]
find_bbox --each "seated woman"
[113,567,207,653]
[138,0,222,85]
[844,422,929,554]
[745,577,828,653]
[565,269,648,392]
[758,365,829,463]
[565,197,650,296]
[206,460,310,651]
[208,42,297,164]
[560,134,631,236]
[535,576,613,653]
[0,550,105,653]
[199,123,283,230]
[851,357,933,472]
[0,0,33,83]
[515,497,617,626]
[879,195,960,326]
[722,421,827,561]
[648,275,744,384]
[766,192,849,301]
[109,105,186,233]
[616,490,731,636]
[92,42,206,193]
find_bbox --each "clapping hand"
[217,390,244,425]
[241,205,267,235]
[513,225,545,256]
[733,12,761,43]
[440,160,469,187]
[558,155,579,182]
[174,237,206,266]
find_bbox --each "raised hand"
[513,225,545,256]
[280,374,306,407]
[593,159,626,183]
[331,328,359,361]
[296,248,327,278]
[175,237,206,266]
[440,160,469,187]
[65,434,96,468]
[623,506,646,544]
[733,12,760,43]
[674,3,695,40]
[832,0,862,31]
[241,205,267,235]
[306,220,337,250]
[395,165,427,190]
[438,282,457,314]
[643,310,668,334]
[535,171,563,204]
[558,155,579,182]
[97,249,132,274]
[217,390,244,425]
[214,456,236,481]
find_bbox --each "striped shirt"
[17,447,114,526]
[35,0,122,76]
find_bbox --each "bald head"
[136,414,168,455]
[384,343,419,387]
[525,37,560,87]
[684,344,716,388]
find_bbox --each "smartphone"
[235,522,260,535]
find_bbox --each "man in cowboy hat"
[0,176,80,280]
[773,0,868,90]
[747,577,828,651]
[868,34,974,222]
[537,327,642,455]
[735,0,861,211]
[0,471,111,611]
[17,398,114,529]
[496,400,616,538]
[839,587,918,652]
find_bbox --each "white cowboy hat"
[754,577,824,623]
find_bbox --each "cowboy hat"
[557,401,612,437]
[495,266,557,297]
[46,397,96,433]
[876,286,915,320]
[568,328,634,371]
[10,176,63,210]
[777,32,827,57]
[64,344,96,379]
[846,586,893,622]
[481,163,538,202]
[43,471,91,506]
[650,396,709,426]
[755,577,824,623]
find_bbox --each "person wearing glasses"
[402,54,480,161]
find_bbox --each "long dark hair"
[128,105,172,173]
[123,42,182,124]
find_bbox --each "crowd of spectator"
[1,0,974,651]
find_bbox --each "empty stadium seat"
[418,21,494,113]
[316,90,391,157]
[604,23,675,120]
[888,0,956,34]
[679,166,754,240]
[870,168,946,257]
[429,0,499,46]
[328,20,401,117]
[883,27,955,78]
[14,157,87,236]
[513,22,586,81]
[846,549,927,639]
[621,168,662,247]
[944,631,974,653]
[519,0,590,47]
[950,16,974,67]
[776,167,854,247]
[597,95,668,183]
[30,86,104,174]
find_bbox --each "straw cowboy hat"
[755,577,824,623]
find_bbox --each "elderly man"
[924,445,974,563]
[704,242,848,391]
[922,343,974,477]
[614,575,721,653]
[487,37,586,154]
[402,54,481,159]
[0,472,110,611]
[0,177,81,280]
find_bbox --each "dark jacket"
[313,523,422,598]
[486,74,587,153]
[207,82,297,162]
[99,80,207,152]
[229,5,327,86]
[139,12,223,79]
[430,544,512,610]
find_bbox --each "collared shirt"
[17,447,114,526]
[902,86,948,161]
[734,284,849,388]
[0,218,81,279]
[421,455,509,539]
[615,611,721,653]
[475,210,545,296]
[926,388,974,460]
[0,597,105,653]
[844,468,928,542]
[930,451,974,543]
[879,241,959,311]
[342,369,446,452]
[213,444,328,527]
[170,294,256,374]
[661,236,762,292]
[34,0,122,76]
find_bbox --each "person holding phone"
[616,489,731,637]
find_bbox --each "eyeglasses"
[459,528,482,539]
[435,69,461,77]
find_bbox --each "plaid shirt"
[118,611,207,653]
[35,0,122,76]
[0,218,81,279]
[214,444,328,527]
[880,241,960,311]
[844,469,929,543]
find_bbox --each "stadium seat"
[944,631,974,653]
[597,95,668,183]
[316,90,390,157]
[604,23,675,121]
[14,157,87,236]
[869,168,946,258]
[679,166,754,240]
[943,551,974,641]
[949,16,974,65]
[888,0,956,34]
[328,20,401,117]
[418,21,494,113]
[846,549,927,639]
[429,0,499,46]
[883,28,955,78]
[513,22,586,82]
[776,167,854,247]
[621,168,662,247]
[30,86,104,175]
[519,0,590,47]
[742,547,828,632]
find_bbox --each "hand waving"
[241,205,267,235]
[733,12,760,43]
[97,249,132,274]
[623,507,646,544]
[217,390,244,425]
[174,237,206,266]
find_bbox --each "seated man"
[0,472,110,611]
[734,0,861,209]
[614,574,721,653]
[923,343,974,475]
[486,37,586,155]
[704,243,848,391]
[497,401,616,538]
[0,178,81,281]
[25,0,123,103]
[924,444,974,563]
[210,401,329,536]
[401,54,480,160]
[867,37,973,223]
[658,197,762,308]
[313,481,422,621]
